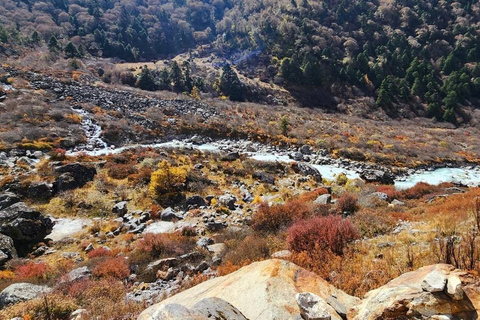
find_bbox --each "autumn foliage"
[287,215,360,255]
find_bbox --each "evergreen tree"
[0,26,8,43]
[48,35,60,52]
[219,64,244,101]
[64,42,79,58]
[443,107,456,124]
[170,61,184,91]
[184,66,193,92]
[136,66,157,91]
[31,30,40,44]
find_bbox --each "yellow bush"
[0,270,14,280]
[149,160,188,198]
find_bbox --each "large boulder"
[0,192,20,210]
[0,234,17,265]
[293,163,323,182]
[139,259,358,320]
[0,202,53,256]
[349,264,480,319]
[27,182,53,200]
[0,283,52,308]
[54,163,96,192]
[359,169,394,185]
[185,195,207,209]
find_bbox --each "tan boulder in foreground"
[349,263,480,320]
[138,259,358,320]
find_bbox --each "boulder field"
[138,260,480,320]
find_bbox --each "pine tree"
[279,116,289,136]
[0,26,7,43]
[136,67,157,91]
[170,61,184,92]
[376,78,391,107]
[220,64,244,101]
[48,35,60,52]
[31,30,40,44]
[64,42,79,58]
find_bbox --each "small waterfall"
[70,107,109,152]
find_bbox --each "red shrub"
[402,182,440,199]
[376,185,400,200]
[336,193,359,215]
[137,232,196,258]
[14,261,49,280]
[92,257,130,279]
[87,248,112,259]
[287,215,359,255]
[49,148,67,161]
[251,199,314,233]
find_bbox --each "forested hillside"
[1,0,480,124]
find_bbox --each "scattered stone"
[112,201,128,217]
[218,194,236,210]
[0,192,20,210]
[0,202,53,256]
[186,195,207,209]
[161,207,183,221]
[296,292,332,320]
[27,182,53,200]
[196,237,214,248]
[70,309,88,320]
[422,270,447,292]
[207,243,227,260]
[360,169,394,185]
[368,192,388,201]
[54,163,96,192]
[314,194,332,205]
[0,283,52,308]
[253,171,275,184]
[221,152,240,161]
[293,163,322,182]
[446,275,463,300]
[61,266,91,283]
[300,145,312,155]
[84,243,94,253]
[390,199,406,207]
[271,250,292,259]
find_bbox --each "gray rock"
[360,169,394,185]
[390,199,406,206]
[54,163,96,192]
[293,163,322,182]
[0,202,53,256]
[147,303,200,319]
[186,195,207,209]
[196,237,214,248]
[446,275,463,300]
[112,201,128,217]
[218,194,236,210]
[27,182,53,200]
[296,292,331,320]
[325,295,348,319]
[300,145,312,155]
[368,192,389,201]
[421,270,446,292]
[0,192,20,210]
[161,207,183,221]
[271,250,292,259]
[61,266,91,283]
[0,283,52,308]
[253,171,275,184]
[0,233,17,264]
[221,152,240,161]
[32,151,43,159]
[291,152,304,161]
[314,194,332,205]
[70,309,88,320]
[192,297,248,320]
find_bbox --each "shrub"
[401,182,440,199]
[0,293,78,320]
[251,199,314,233]
[287,215,359,255]
[92,257,130,279]
[336,193,359,215]
[376,185,400,200]
[87,247,112,259]
[14,261,50,281]
[223,234,271,266]
[49,148,67,161]
[106,163,138,180]
[352,209,396,237]
[136,232,195,258]
[149,160,188,199]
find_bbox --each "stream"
[68,107,480,190]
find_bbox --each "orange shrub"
[251,199,314,233]
[287,215,359,255]
[92,257,130,279]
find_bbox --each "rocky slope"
[139,260,480,320]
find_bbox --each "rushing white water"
[68,106,480,189]
[394,167,480,190]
